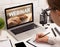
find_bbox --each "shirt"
[48,36,60,47]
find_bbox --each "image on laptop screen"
[5,3,33,29]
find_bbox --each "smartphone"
[15,42,26,47]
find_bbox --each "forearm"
[48,36,60,45]
[48,37,56,44]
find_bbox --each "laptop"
[5,3,43,41]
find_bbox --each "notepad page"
[28,38,51,47]
[27,30,53,47]
[0,39,12,47]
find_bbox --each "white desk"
[1,30,36,47]
[1,23,60,47]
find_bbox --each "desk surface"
[1,23,60,47]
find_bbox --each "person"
[35,0,60,47]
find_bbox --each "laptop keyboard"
[11,23,38,35]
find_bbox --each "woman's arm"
[35,33,60,45]
[48,37,60,45]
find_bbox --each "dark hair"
[47,0,60,10]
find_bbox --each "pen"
[9,39,13,47]
[33,32,50,42]
[40,32,50,38]
[51,28,57,37]
[54,27,60,35]
[7,36,13,47]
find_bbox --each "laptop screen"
[5,3,34,29]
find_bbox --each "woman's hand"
[35,33,48,43]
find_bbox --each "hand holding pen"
[35,32,50,43]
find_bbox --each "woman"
[35,0,60,47]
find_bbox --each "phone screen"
[15,42,26,47]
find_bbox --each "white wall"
[0,0,48,23]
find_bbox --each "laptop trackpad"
[11,23,38,35]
